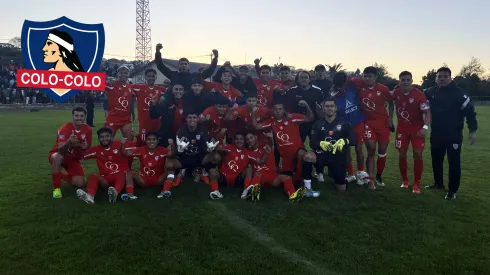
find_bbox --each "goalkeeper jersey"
[309,117,356,154]
[176,123,210,156]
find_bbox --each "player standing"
[104,66,133,137]
[392,71,431,194]
[76,127,132,204]
[132,69,166,144]
[49,107,92,198]
[349,66,394,189]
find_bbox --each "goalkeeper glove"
[176,137,190,153]
[332,139,349,154]
[319,141,332,152]
[206,140,219,152]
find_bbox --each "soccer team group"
[49,48,433,204]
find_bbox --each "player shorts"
[259,170,279,187]
[353,123,365,145]
[104,120,131,135]
[48,152,85,176]
[279,147,303,173]
[139,174,161,186]
[101,172,126,186]
[315,151,347,185]
[364,122,390,143]
[219,172,245,187]
[395,127,426,151]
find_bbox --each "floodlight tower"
[135,0,152,83]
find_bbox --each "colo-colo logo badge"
[17,16,106,103]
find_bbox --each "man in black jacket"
[424,67,477,200]
[214,63,257,105]
[312,64,332,98]
[154,43,219,91]
[183,78,222,114]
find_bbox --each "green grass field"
[0,107,489,275]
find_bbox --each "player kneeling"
[120,132,170,200]
[244,132,306,202]
[302,98,356,192]
[158,111,223,200]
[76,127,133,204]
[216,132,252,189]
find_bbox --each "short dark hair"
[323,97,337,106]
[437,67,451,76]
[178,58,189,63]
[146,131,159,139]
[97,127,113,136]
[185,110,199,117]
[145,68,157,75]
[260,65,272,72]
[72,106,87,115]
[280,66,290,72]
[314,64,326,72]
[214,95,230,105]
[363,66,378,75]
[234,132,245,138]
[399,71,412,78]
[238,66,249,72]
[333,72,347,86]
[246,92,257,99]
[221,71,232,76]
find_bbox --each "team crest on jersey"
[336,124,342,131]
[241,154,244,159]
[377,91,381,96]
[179,109,183,114]
[155,156,159,161]
[81,134,86,139]
[18,16,106,103]
[113,149,118,154]
[453,144,459,150]
[196,135,200,140]
[398,133,402,138]
[284,121,288,125]
[409,98,414,103]
[321,127,325,130]
[59,134,65,139]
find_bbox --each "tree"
[326,63,343,74]
[8,37,21,48]
[459,57,484,78]
[422,69,437,89]
[372,62,390,80]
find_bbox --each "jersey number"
[395,140,402,148]
[364,130,372,138]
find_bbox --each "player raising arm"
[104,66,133,138]
[392,71,431,194]
[302,98,357,193]
[349,66,394,189]
[158,111,223,200]
[120,132,170,199]
[75,127,133,204]
[49,107,92,199]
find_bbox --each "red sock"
[357,162,364,171]
[283,178,296,196]
[376,155,387,175]
[244,177,252,189]
[162,179,173,191]
[250,175,261,186]
[87,174,99,196]
[347,162,354,175]
[399,158,409,182]
[113,173,126,194]
[414,159,423,183]
[126,186,134,194]
[61,173,72,183]
[210,180,218,191]
[52,172,62,189]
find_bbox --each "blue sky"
[2,0,490,83]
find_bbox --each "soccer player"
[76,127,133,204]
[244,132,306,202]
[199,96,230,143]
[251,99,315,186]
[214,63,258,103]
[217,133,251,187]
[252,60,280,108]
[204,71,243,104]
[120,132,170,199]
[312,64,333,98]
[391,71,432,193]
[104,65,133,137]
[302,98,356,193]
[49,107,92,199]
[132,69,166,144]
[330,72,368,184]
[349,66,394,189]
[159,111,223,199]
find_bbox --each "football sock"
[52,172,62,189]
[162,174,175,191]
[376,154,387,175]
[347,162,354,175]
[414,159,423,183]
[126,186,134,195]
[399,157,409,182]
[283,178,296,196]
[87,174,99,196]
[210,180,218,191]
[250,175,261,186]
[357,162,365,172]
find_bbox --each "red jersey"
[205,82,241,103]
[349,76,391,124]
[259,113,306,152]
[130,146,169,178]
[132,84,166,128]
[49,122,92,159]
[105,82,133,123]
[232,106,271,145]
[83,140,130,177]
[247,145,276,172]
[252,79,283,108]
[392,87,429,128]
[200,107,225,141]
[219,144,249,174]
[173,99,184,133]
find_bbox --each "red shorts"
[353,123,365,145]
[259,170,279,187]
[101,172,126,186]
[279,147,302,173]
[395,127,425,151]
[221,172,240,187]
[364,122,390,143]
[139,174,161,186]
[48,152,85,176]
[104,120,131,135]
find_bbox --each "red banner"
[16,69,106,91]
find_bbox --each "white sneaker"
[76,189,94,204]
[316,173,324,183]
[157,190,172,199]
[241,185,253,199]
[210,190,223,200]
[345,174,356,183]
[108,187,118,203]
[121,193,138,201]
[356,171,369,186]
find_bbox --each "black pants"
[86,104,94,126]
[303,151,347,185]
[430,138,462,193]
[299,122,323,174]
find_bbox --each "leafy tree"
[421,69,437,89]
[372,62,390,80]
[459,57,484,78]
[8,37,21,48]
[326,63,343,74]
